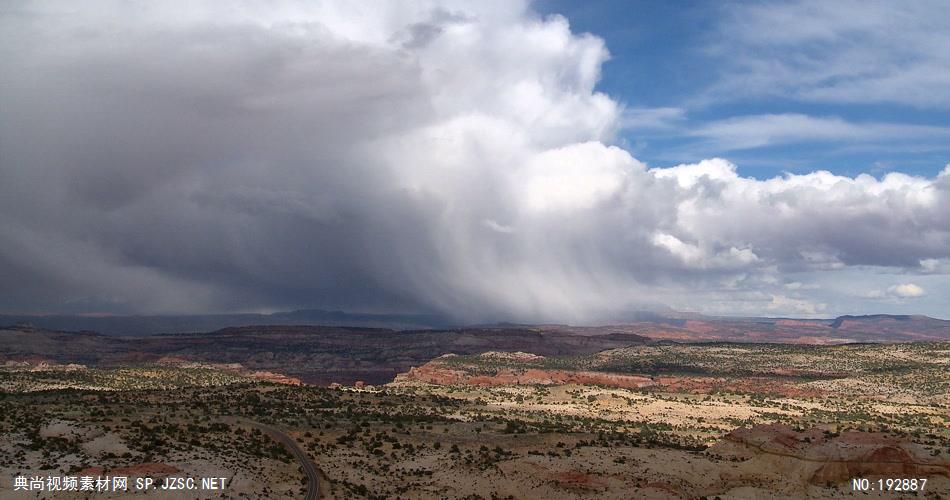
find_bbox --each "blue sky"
[538,0,950,179]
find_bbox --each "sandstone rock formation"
[393,356,656,389]
[708,424,950,486]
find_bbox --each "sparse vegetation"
[1,341,947,498]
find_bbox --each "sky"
[537,0,950,179]
[1,0,948,321]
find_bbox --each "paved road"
[241,420,321,500]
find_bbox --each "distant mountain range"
[545,314,949,344]
[1,310,948,339]
[0,309,453,336]
[1,313,946,386]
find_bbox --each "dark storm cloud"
[1,1,948,320]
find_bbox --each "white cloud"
[650,232,758,270]
[861,283,928,299]
[887,283,926,298]
[521,142,635,212]
[691,113,950,151]
[768,294,827,317]
[650,158,737,188]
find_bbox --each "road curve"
[242,420,321,500]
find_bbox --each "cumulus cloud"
[1,1,948,320]
[859,283,927,300]
[887,283,926,298]
[768,294,827,316]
